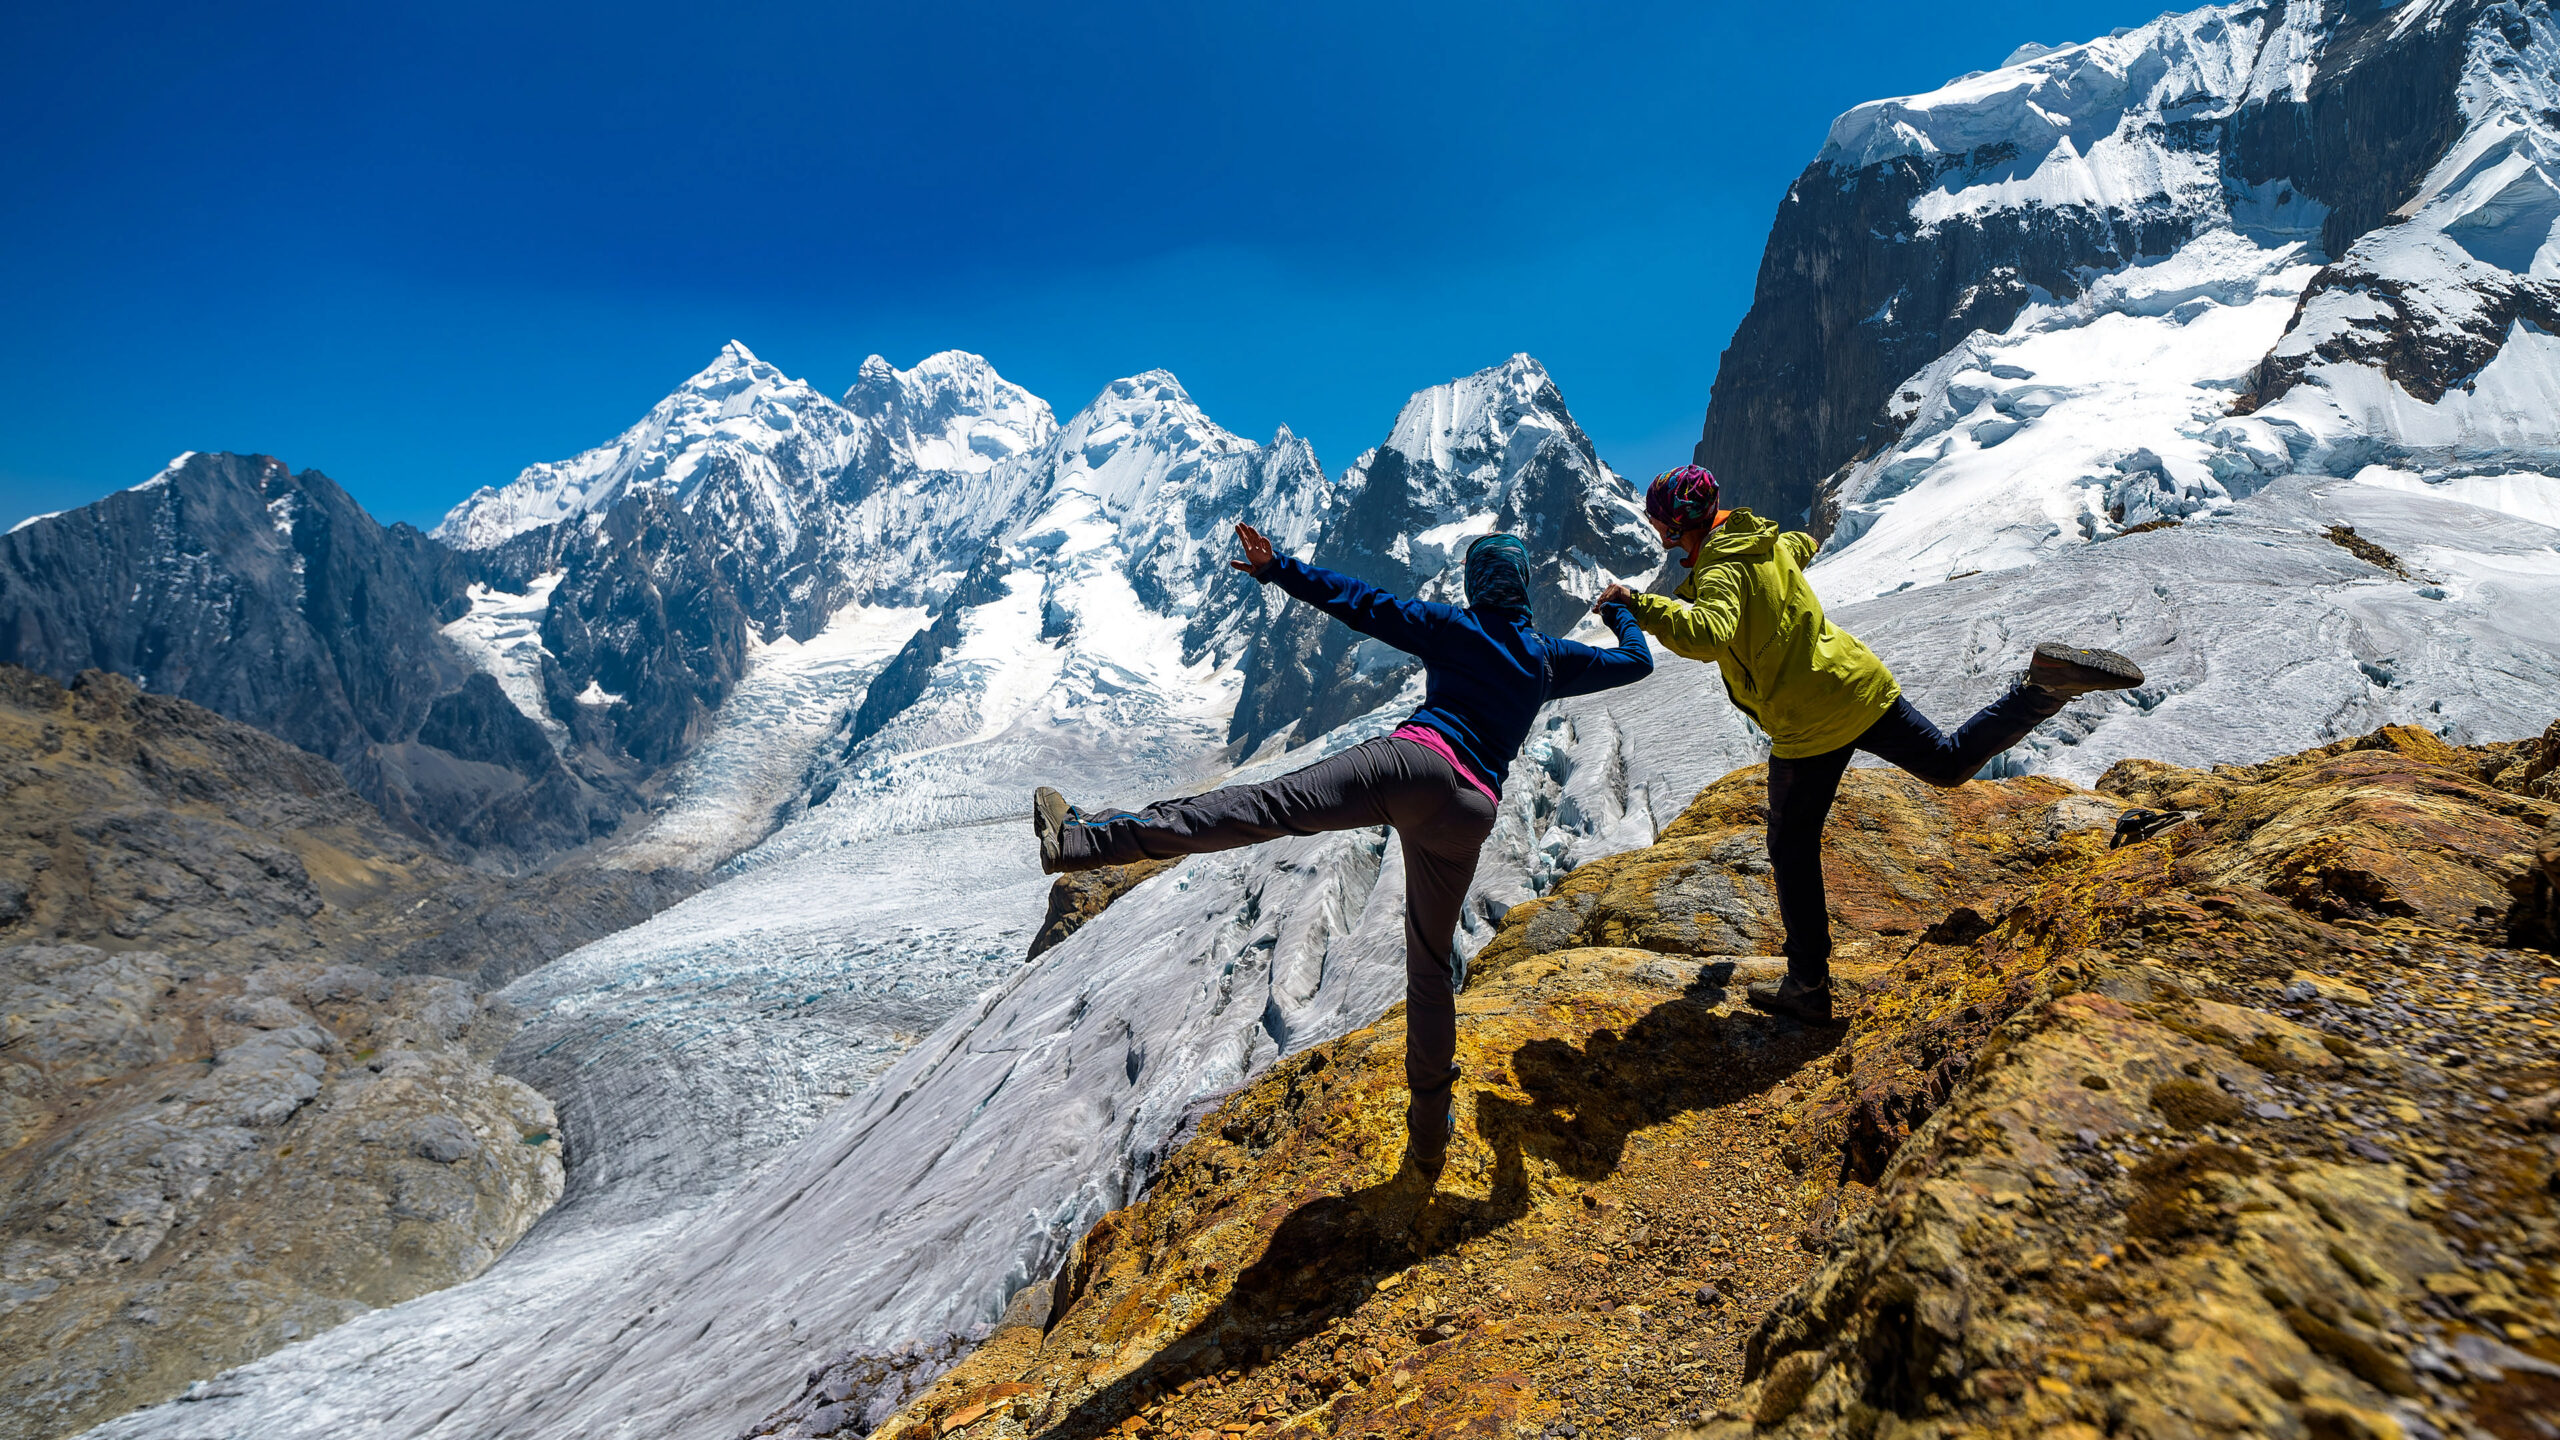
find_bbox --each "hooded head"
[1464,533,1533,618]
[1645,466,1721,534]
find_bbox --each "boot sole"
[2031,642,2145,692]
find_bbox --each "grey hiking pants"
[1057,735,1500,1117]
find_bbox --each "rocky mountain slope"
[0,668,713,1438]
[852,719,2559,1440]
[0,453,605,860]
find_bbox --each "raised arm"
[1547,598,1654,698]
[1235,522,1439,655]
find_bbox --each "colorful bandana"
[1463,533,1533,616]
[1645,466,1721,532]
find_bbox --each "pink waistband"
[1391,723,1502,806]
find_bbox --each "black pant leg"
[1060,738,1402,867]
[1766,743,1854,987]
[1381,749,1498,1111]
[1856,688,2066,787]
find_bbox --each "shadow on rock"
[1037,966,1841,1438]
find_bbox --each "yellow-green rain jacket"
[1627,509,1900,758]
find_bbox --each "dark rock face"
[1694,0,2501,528]
[2229,0,2480,263]
[0,453,467,768]
[2250,248,2560,406]
[1696,163,2190,525]
[507,492,756,771]
[0,454,621,862]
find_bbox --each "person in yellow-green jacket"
[1590,466,2145,1026]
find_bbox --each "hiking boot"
[1406,1101,1456,1177]
[2025,642,2145,699]
[1032,786,1074,874]
[1745,974,1837,1026]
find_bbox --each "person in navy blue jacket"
[1034,521,1654,1175]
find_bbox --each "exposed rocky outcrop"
[1027,860,1179,961]
[0,453,619,862]
[0,665,696,979]
[0,664,703,1438]
[845,720,2556,1440]
[0,946,563,1440]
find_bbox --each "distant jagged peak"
[434,343,1060,550]
[1357,353,1616,522]
[841,349,1056,474]
[433,341,860,549]
[1026,368,1266,517]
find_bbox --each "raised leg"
[1053,737,1407,869]
[1853,690,2065,789]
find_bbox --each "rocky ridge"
[0,947,561,1440]
[841,720,2559,1440]
[0,666,699,1439]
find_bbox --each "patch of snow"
[574,679,622,707]
[1813,227,2321,601]
[440,572,569,748]
[6,511,63,535]
[123,452,195,497]
[606,601,931,873]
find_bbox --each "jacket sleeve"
[1781,532,1819,567]
[1545,601,1655,698]
[1629,567,1744,660]
[1260,555,1440,657]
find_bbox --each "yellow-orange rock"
[811,726,2559,1440]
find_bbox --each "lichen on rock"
[839,720,2557,1440]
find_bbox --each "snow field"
[438,572,570,749]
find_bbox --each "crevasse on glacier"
[84,4,2560,1438]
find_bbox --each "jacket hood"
[1692,508,1779,564]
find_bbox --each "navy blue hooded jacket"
[1258,555,1654,796]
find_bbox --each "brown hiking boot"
[2025,642,2145,699]
[1745,974,1838,1026]
[1032,786,1074,874]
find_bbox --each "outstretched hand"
[1591,582,1638,613]
[1231,521,1276,575]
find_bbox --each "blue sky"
[2,0,2169,532]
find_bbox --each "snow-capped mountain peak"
[1816,4,2319,230]
[1039,369,1258,519]
[433,341,859,550]
[1375,352,1587,498]
[433,345,1056,553]
[842,349,1056,475]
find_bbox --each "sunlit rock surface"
[852,721,2558,1440]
